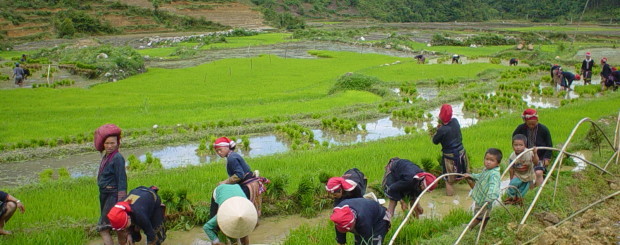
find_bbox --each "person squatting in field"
[107,186,167,245]
[432,104,475,196]
[382,157,437,218]
[330,198,391,245]
[0,191,25,235]
[505,134,538,206]
[213,137,269,218]
[325,168,368,207]
[463,148,502,231]
[94,124,128,245]
[581,52,594,85]
[203,184,257,245]
[512,109,552,187]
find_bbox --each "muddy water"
[87,210,330,245]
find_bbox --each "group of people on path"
[323,105,553,244]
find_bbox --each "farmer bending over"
[331,198,391,245]
[326,168,367,207]
[382,158,437,218]
[203,184,256,245]
[107,186,166,245]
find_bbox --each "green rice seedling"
[318,171,331,184]
[241,135,250,150]
[160,189,176,214]
[574,84,601,96]
[541,87,554,96]
[39,168,54,182]
[420,157,436,171]
[176,189,193,212]
[58,167,70,180]
[490,58,501,64]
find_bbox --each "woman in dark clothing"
[107,186,166,245]
[326,168,367,207]
[600,58,612,89]
[432,104,474,196]
[512,109,553,187]
[581,52,594,85]
[94,124,128,245]
[331,198,391,245]
[214,137,268,217]
[382,158,437,218]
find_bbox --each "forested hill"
[254,0,619,23]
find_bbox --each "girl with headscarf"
[432,104,474,196]
[94,124,128,245]
[213,137,269,218]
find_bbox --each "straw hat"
[217,196,257,238]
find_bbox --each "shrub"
[329,73,384,95]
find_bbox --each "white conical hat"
[217,196,257,238]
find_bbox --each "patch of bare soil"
[535,199,620,244]
[159,1,269,29]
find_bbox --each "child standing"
[464,148,502,231]
[505,134,539,205]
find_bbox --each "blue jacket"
[226,152,253,182]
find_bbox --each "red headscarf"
[522,108,538,121]
[331,205,356,233]
[107,201,131,230]
[414,172,438,192]
[213,137,236,149]
[326,177,357,193]
[601,57,607,63]
[439,104,453,124]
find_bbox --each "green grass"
[1,91,618,244]
[0,50,34,61]
[360,62,508,82]
[0,51,400,144]
[502,26,618,32]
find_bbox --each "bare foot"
[0,229,13,235]
[445,183,454,196]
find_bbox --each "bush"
[57,18,76,38]
[329,73,385,96]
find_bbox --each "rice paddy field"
[1,22,620,244]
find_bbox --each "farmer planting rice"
[325,168,367,206]
[509,58,518,66]
[512,109,552,187]
[382,157,437,218]
[451,54,460,64]
[581,52,594,85]
[0,191,25,235]
[12,62,25,87]
[107,185,167,245]
[600,58,613,90]
[214,137,269,217]
[414,54,425,64]
[560,69,580,91]
[94,124,128,245]
[432,104,474,196]
[203,184,257,245]
[330,198,391,245]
